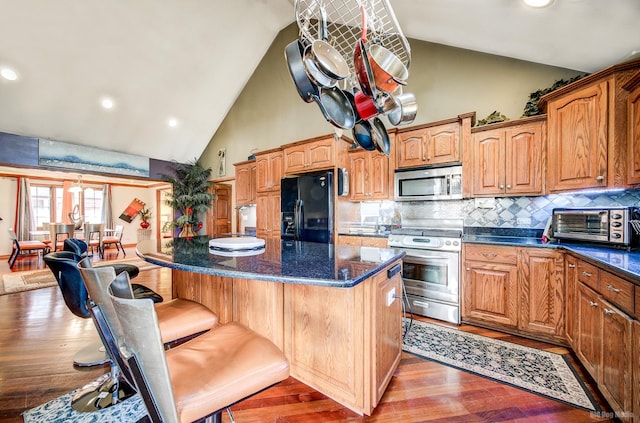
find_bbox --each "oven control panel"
[387,234,461,252]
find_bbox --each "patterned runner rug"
[402,320,598,412]
[0,258,159,295]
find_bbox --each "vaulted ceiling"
[0,0,638,167]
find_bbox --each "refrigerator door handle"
[295,200,304,240]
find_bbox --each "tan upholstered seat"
[8,229,49,268]
[102,224,125,256]
[108,271,290,423]
[78,258,218,345]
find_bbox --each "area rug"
[22,375,147,422]
[402,320,598,412]
[1,258,159,296]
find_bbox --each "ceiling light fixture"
[523,0,554,7]
[0,67,18,81]
[168,117,178,128]
[68,175,85,193]
[101,97,114,109]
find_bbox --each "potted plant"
[138,207,152,229]
[162,159,214,237]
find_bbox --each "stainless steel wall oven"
[388,219,462,324]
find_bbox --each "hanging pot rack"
[294,0,411,90]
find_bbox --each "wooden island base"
[172,259,403,415]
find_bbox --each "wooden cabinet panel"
[234,161,256,205]
[547,80,609,191]
[285,282,365,411]
[396,121,461,169]
[256,150,283,192]
[599,297,633,421]
[472,130,504,195]
[462,245,518,329]
[633,320,640,422]
[518,248,564,337]
[600,271,635,315]
[471,118,545,197]
[627,84,640,185]
[256,192,281,239]
[577,260,599,291]
[576,283,602,378]
[233,278,284,350]
[172,270,233,324]
[564,255,578,346]
[337,235,388,248]
[284,138,335,174]
[464,243,517,265]
[348,149,389,201]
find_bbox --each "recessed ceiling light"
[0,67,18,81]
[523,0,554,7]
[168,118,179,128]
[100,97,115,109]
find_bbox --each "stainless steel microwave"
[551,207,640,247]
[394,165,463,201]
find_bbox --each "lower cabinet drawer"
[600,271,635,315]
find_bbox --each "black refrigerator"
[281,171,333,243]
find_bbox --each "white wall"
[0,176,158,256]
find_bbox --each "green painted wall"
[199,23,582,177]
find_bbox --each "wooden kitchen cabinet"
[540,59,640,191]
[462,245,519,329]
[518,248,564,340]
[625,75,640,185]
[234,160,256,205]
[284,136,334,174]
[396,120,460,169]
[576,283,603,379]
[337,235,388,248]
[470,117,545,197]
[633,320,640,422]
[233,277,284,350]
[546,80,609,192]
[284,260,402,415]
[256,148,283,192]
[564,254,578,346]
[463,245,565,343]
[348,148,389,201]
[256,192,280,239]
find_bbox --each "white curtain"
[101,184,114,228]
[15,177,35,241]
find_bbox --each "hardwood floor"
[0,247,615,422]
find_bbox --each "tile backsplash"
[396,189,640,229]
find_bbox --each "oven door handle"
[404,255,452,262]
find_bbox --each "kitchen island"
[137,236,405,415]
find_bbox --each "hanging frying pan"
[370,117,391,155]
[308,6,350,81]
[285,39,318,103]
[352,119,377,151]
[388,92,417,126]
[312,86,356,130]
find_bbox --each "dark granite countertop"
[463,227,640,283]
[338,231,389,239]
[136,236,405,288]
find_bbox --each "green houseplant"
[162,159,214,237]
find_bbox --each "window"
[83,188,103,223]
[30,183,104,227]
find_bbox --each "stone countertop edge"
[337,232,390,238]
[136,248,406,289]
[462,235,640,283]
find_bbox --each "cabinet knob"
[482,253,497,258]
[568,264,576,268]
[466,267,470,271]
[605,284,621,293]
[604,309,615,316]
[596,175,604,182]
[427,157,431,161]
[581,271,592,277]
[499,184,505,189]
[589,301,599,307]
[506,184,511,189]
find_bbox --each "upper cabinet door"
[505,121,544,196]
[472,129,505,196]
[627,84,640,185]
[547,80,609,192]
[396,129,426,169]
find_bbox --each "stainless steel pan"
[285,39,318,103]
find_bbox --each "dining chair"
[102,224,126,256]
[83,222,105,258]
[51,222,76,251]
[41,222,53,247]
[107,271,290,423]
[7,228,50,268]
[75,259,219,412]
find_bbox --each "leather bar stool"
[107,271,290,423]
